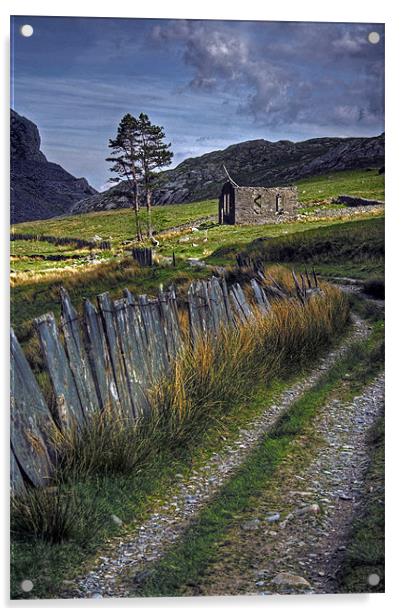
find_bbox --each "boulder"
[331,195,384,207]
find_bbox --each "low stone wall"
[297,204,384,221]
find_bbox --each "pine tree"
[136,113,173,238]
[106,113,143,241]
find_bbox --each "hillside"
[11,169,384,279]
[11,110,98,223]
[72,133,384,214]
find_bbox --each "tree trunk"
[132,206,142,242]
[146,188,152,238]
[133,186,142,241]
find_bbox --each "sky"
[11,16,384,191]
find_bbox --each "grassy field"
[11,199,217,244]
[10,168,385,599]
[223,216,385,278]
[296,168,384,206]
[10,168,384,274]
[11,214,384,343]
[10,199,216,274]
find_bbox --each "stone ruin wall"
[234,186,298,224]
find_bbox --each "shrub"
[362,278,385,300]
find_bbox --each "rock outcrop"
[332,195,384,207]
[72,133,384,214]
[11,109,97,223]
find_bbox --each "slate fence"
[11,232,111,251]
[132,247,153,267]
[10,269,319,494]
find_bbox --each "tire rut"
[65,315,371,598]
[193,374,384,596]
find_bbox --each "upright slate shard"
[34,312,85,430]
[60,288,99,417]
[10,329,56,488]
[83,299,121,414]
[97,292,134,418]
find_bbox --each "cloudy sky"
[11,16,384,191]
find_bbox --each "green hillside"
[10,168,384,344]
[297,168,384,204]
[11,199,217,244]
[11,169,384,273]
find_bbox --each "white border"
[1,1,400,614]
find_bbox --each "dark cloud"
[151,20,384,131]
[12,17,384,189]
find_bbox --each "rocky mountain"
[72,133,384,214]
[11,109,97,223]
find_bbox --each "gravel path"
[65,315,370,599]
[194,373,384,596]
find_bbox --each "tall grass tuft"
[11,482,102,544]
[57,407,162,478]
[157,274,349,447]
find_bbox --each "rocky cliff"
[72,133,384,214]
[11,110,98,223]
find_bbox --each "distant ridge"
[11,109,98,223]
[72,133,384,214]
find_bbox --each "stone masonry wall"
[234,186,298,224]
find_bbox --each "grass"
[11,199,218,244]
[296,168,384,205]
[10,166,384,344]
[11,215,384,370]
[10,168,384,277]
[10,199,216,275]
[133,319,385,597]
[11,259,208,346]
[155,212,384,265]
[10,270,349,599]
[223,216,384,264]
[347,293,385,325]
[9,166,385,598]
[11,383,289,600]
[11,239,90,257]
[222,216,384,281]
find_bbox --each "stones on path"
[271,572,311,589]
[65,316,372,598]
[294,504,321,516]
[266,513,280,523]
[241,519,261,531]
[202,373,384,597]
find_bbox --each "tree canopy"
[107,113,173,239]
